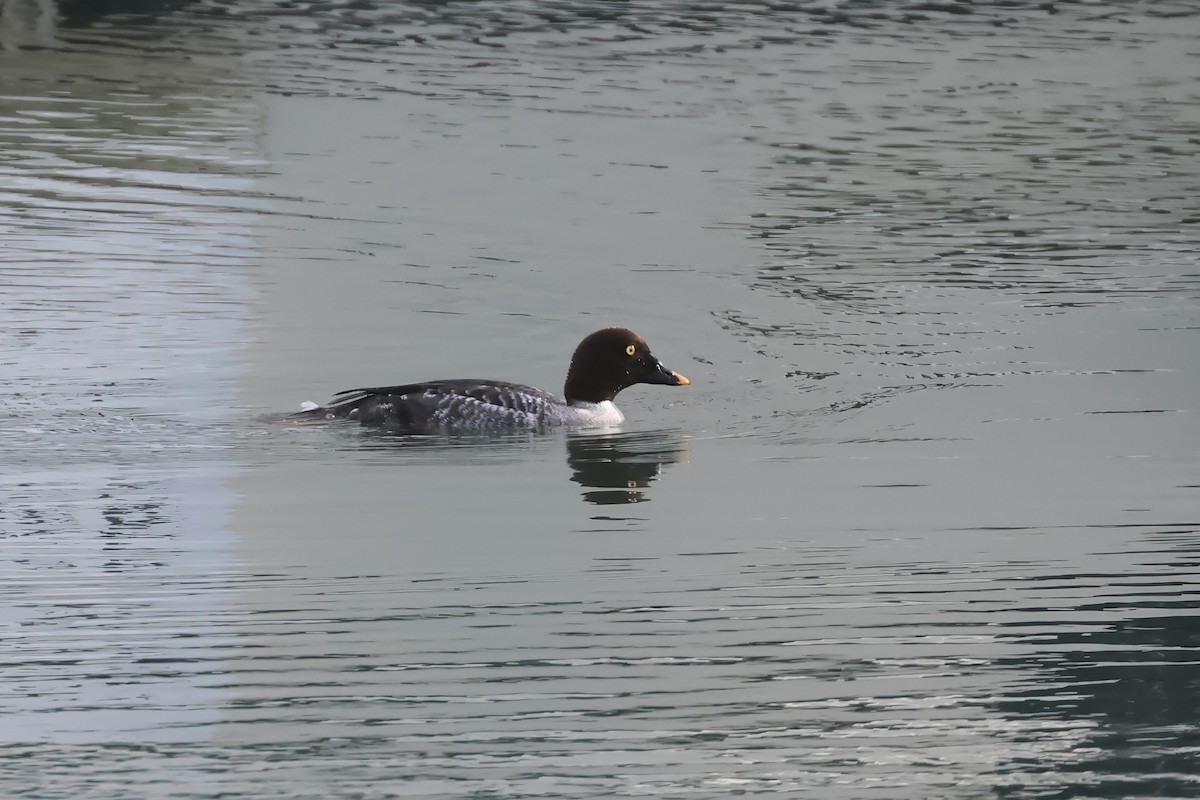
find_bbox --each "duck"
[289,327,690,431]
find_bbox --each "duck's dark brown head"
[563,327,690,404]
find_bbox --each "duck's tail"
[283,400,335,424]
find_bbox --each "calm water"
[1,1,1198,797]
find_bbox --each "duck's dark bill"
[643,360,690,386]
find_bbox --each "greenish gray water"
[1,2,1197,797]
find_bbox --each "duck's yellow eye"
[625,344,636,356]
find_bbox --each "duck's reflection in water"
[566,429,689,505]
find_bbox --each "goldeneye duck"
[291,327,690,431]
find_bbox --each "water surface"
[1,1,1197,797]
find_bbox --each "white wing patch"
[428,390,547,430]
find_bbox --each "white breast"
[557,400,624,427]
